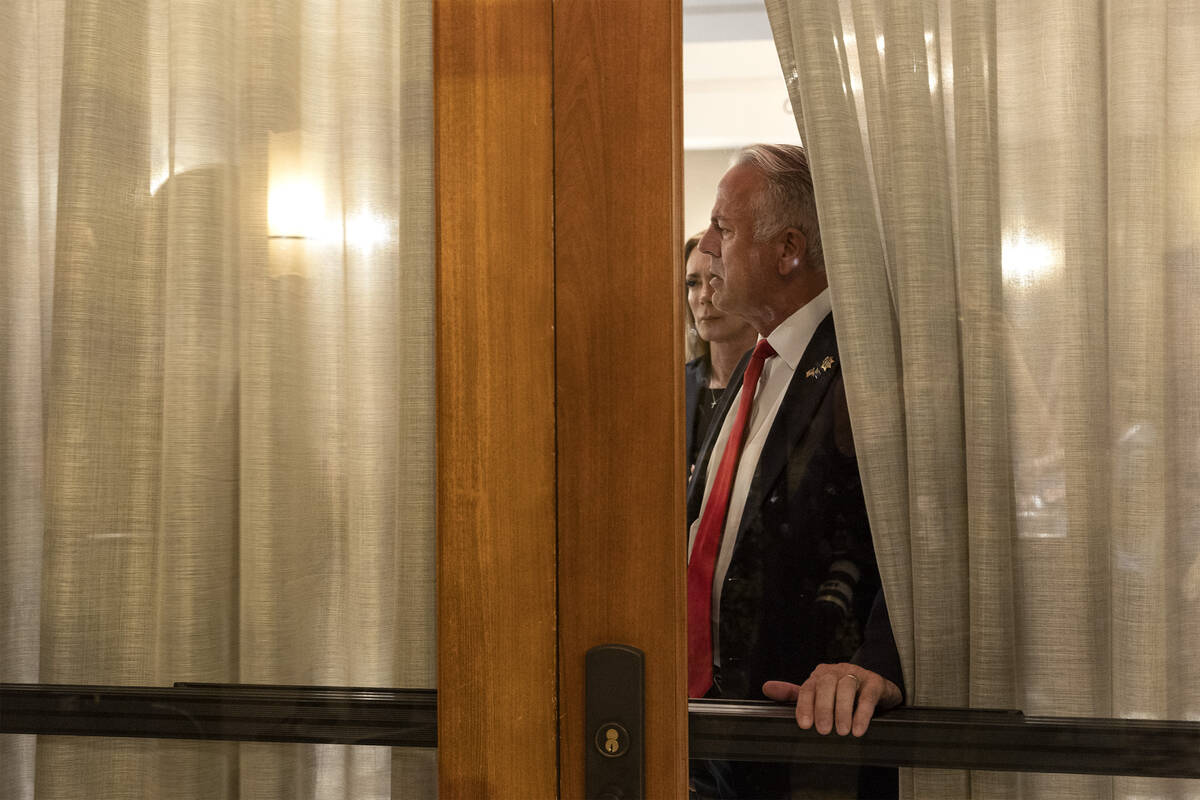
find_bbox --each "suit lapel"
[735,313,841,541]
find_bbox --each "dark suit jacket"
[686,313,901,701]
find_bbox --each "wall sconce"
[266,130,395,278]
[1002,230,1061,287]
[267,129,322,279]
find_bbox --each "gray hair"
[732,144,824,272]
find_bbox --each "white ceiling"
[682,1,801,150]
[683,0,773,42]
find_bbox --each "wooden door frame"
[435,1,686,797]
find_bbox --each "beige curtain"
[766,0,1200,797]
[0,0,435,797]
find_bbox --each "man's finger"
[852,676,902,737]
[834,673,859,736]
[851,679,881,737]
[761,680,800,704]
[811,671,839,735]
[794,677,817,729]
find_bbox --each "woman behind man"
[684,231,758,474]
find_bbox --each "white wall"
[682,3,802,250]
[683,148,735,241]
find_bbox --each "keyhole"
[594,720,630,758]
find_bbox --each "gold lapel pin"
[805,355,836,380]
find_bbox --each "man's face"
[697,163,778,330]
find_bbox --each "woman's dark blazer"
[685,356,708,470]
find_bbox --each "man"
[687,144,902,799]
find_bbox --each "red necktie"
[687,339,777,697]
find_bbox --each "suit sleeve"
[851,590,905,702]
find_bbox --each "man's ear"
[777,227,807,276]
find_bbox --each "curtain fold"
[1,2,58,797]
[767,0,1200,797]
[0,1,434,797]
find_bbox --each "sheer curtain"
[766,0,1200,797]
[0,0,435,798]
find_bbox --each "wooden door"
[435,1,687,797]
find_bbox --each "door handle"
[585,644,644,800]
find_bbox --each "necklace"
[706,386,722,408]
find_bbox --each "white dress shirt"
[687,288,833,664]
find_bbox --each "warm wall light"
[344,212,390,251]
[268,179,324,240]
[266,131,395,275]
[1003,230,1060,286]
[267,129,323,278]
[150,168,171,196]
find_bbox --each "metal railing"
[688,699,1200,779]
[4,684,1200,779]
[0,683,435,748]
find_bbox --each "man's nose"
[698,227,719,256]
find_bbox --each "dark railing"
[0,683,436,748]
[3,684,1200,779]
[688,699,1200,779]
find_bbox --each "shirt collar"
[761,287,832,371]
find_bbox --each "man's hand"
[763,663,901,737]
